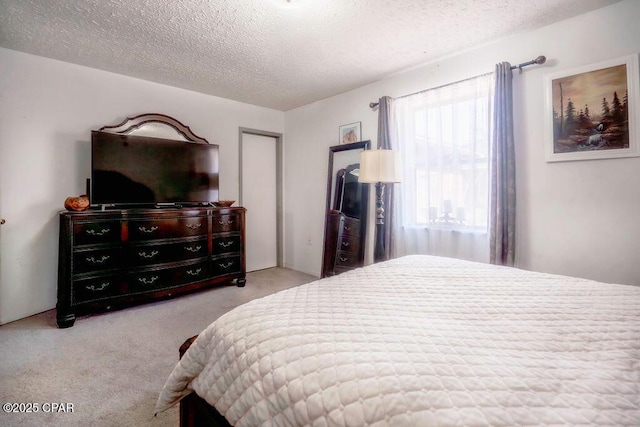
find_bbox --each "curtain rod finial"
[535,55,546,65]
[369,102,379,109]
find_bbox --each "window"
[395,73,494,232]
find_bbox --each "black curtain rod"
[510,55,546,70]
[368,55,546,108]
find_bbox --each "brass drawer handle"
[218,219,233,226]
[86,228,110,236]
[138,250,159,259]
[186,223,202,230]
[343,225,352,231]
[138,226,158,233]
[218,240,234,248]
[341,241,350,247]
[186,268,202,276]
[184,245,202,253]
[138,276,159,285]
[86,282,109,291]
[86,255,110,264]
[340,256,349,262]
[219,261,234,269]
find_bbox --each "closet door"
[241,132,278,272]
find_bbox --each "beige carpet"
[0,267,316,427]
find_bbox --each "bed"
[155,255,640,426]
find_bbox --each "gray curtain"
[377,96,394,261]
[490,62,516,266]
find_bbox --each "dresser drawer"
[211,255,242,277]
[177,262,211,285]
[127,268,174,293]
[73,275,120,304]
[335,250,360,268]
[340,217,360,237]
[127,261,210,292]
[128,216,207,241]
[211,214,241,233]
[212,234,241,254]
[337,234,360,255]
[127,238,208,267]
[73,247,121,273]
[74,221,121,246]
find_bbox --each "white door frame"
[239,128,283,267]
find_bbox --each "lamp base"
[374,182,386,263]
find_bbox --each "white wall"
[0,48,284,324]
[284,0,640,286]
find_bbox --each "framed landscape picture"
[339,122,361,145]
[544,54,639,162]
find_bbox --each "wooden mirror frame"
[321,140,371,277]
[99,113,210,144]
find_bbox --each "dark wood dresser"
[322,211,363,277]
[56,206,245,328]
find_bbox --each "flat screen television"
[91,131,219,207]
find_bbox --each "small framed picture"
[543,54,639,162]
[339,122,361,145]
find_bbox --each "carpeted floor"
[0,267,316,427]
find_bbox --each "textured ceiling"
[0,0,621,111]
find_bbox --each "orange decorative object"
[214,200,235,207]
[64,195,90,211]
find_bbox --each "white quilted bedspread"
[156,255,640,426]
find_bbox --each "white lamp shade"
[358,149,402,183]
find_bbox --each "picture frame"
[544,54,639,162]
[339,122,361,145]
